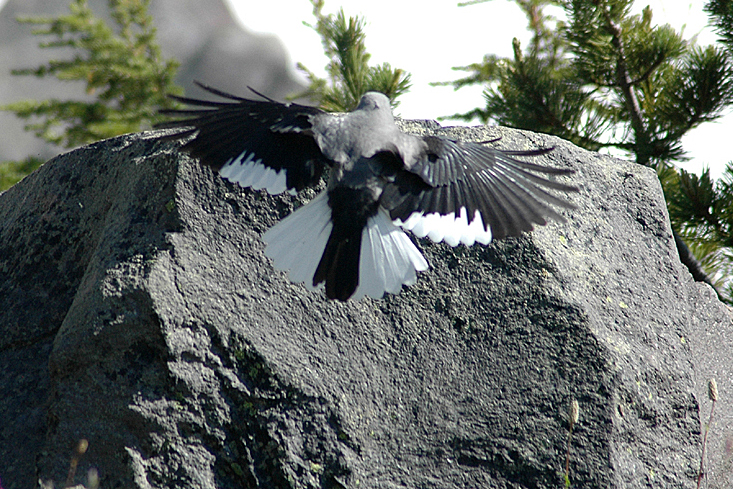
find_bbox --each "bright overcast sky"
[223,0,732,178]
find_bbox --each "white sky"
[223,0,732,179]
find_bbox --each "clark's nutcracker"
[158,83,577,301]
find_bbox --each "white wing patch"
[353,209,429,300]
[395,207,493,247]
[219,152,291,195]
[262,192,331,289]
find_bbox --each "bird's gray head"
[356,92,391,112]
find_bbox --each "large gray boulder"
[1,123,730,488]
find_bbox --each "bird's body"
[158,84,577,301]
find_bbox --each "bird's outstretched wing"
[156,82,330,194]
[380,136,577,246]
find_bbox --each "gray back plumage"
[312,92,425,172]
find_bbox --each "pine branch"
[591,1,652,164]
[706,0,733,50]
[674,230,723,299]
[295,0,411,111]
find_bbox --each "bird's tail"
[353,208,429,300]
[262,193,428,300]
[262,192,333,291]
[313,218,363,301]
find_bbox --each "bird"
[157,82,577,301]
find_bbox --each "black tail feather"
[313,231,363,301]
[312,186,381,301]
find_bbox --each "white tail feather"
[262,192,331,289]
[352,210,429,300]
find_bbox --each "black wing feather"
[157,82,330,193]
[382,137,577,241]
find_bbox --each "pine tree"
[296,0,411,111]
[1,0,182,189]
[439,0,733,302]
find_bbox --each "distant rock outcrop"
[1,123,731,489]
[0,0,305,163]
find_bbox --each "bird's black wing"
[157,82,330,194]
[380,136,577,245]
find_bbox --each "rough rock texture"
[1,124,731,489]
[0,0,304,163]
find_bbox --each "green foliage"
[296,0,411,111]
[706,0,733,50]
[1,0,182,149]
[442,0,733,166]
[436,1,614,150]
[667,166,733,297]
[439,0,733,303]
[486,38,611,151]
[0,156,45,190]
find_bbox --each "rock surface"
[1,124,731,489]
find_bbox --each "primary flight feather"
[158,83,577,301]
